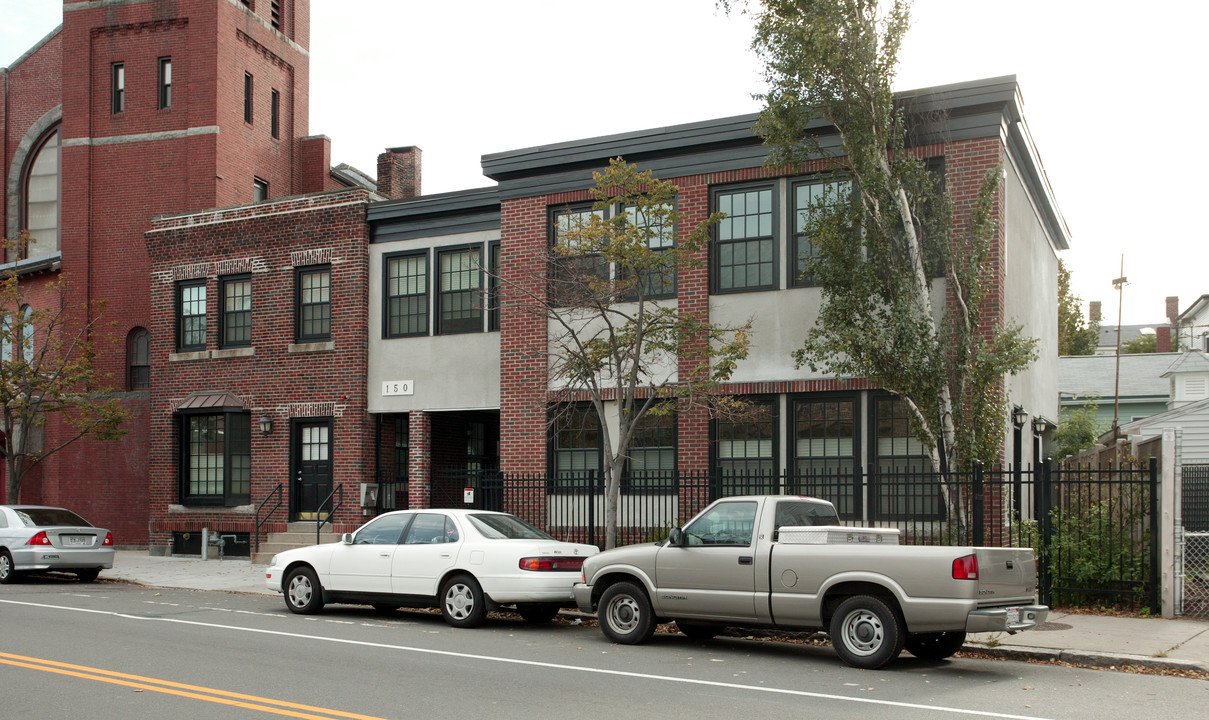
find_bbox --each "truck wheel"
[598,581,656,645]
[829,595,904,669]
[905,631,966,660]
[676,620,722,640]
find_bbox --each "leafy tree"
[1054,398,1103,459]
[507,160,751,549]
[1120,333,1157,354]
[1058,260,1098,356]
[1,232,129,503]
[738,0,1037,474]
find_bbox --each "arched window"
[128,328,150,390]
[23,128,60,259]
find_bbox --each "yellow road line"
[0,651,389,720]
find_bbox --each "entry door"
[292,420,333,521]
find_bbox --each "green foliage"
[1120,333,1157,354]
[1,231,130,502]
[743,0,1037,471]
[1054,399,1104,459]
[1058,260,1098,356]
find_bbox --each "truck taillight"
[952,553,978,580]
[519,556,586,572]
[26,531,52,546]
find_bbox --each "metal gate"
[1179,465,1209,618]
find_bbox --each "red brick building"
[0,0,355,545]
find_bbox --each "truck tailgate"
[975,547,1037,602]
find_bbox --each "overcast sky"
[3,0,1205,326]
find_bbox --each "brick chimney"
[1166,296,1180,324]
[1156,326,1172,353]
[299,135,333,194]
[377,146,422,200]
[1089,301,1101,324]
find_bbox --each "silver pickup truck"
[573,495,1047,669]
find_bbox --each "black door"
[292,420,333,521]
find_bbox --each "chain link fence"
[1180,465,1209,618]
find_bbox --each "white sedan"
[265,509,598,627]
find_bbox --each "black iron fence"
[429,458,1159,612]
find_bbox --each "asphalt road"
[1,577,1206,719]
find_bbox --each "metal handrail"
[253,483,283,555]
[315,485,344,546]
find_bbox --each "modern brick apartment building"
[0,0,358,545]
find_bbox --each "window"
[714,399,777,492]
[220,275,252,348]
[180,411,251,505]
[296,265,331,341]
[352,513,411,545]
[625,409,676,492]
[17,306,34,364]
[270,89,280,139]
[712,184,775,292]
[437,246,481,334]
[394,415,409,485]
[253,178,269,202]
[621,203,676,299]
[403,513,458,544]
[384,252,427,337]
[487,241,501,332]
[22,128,59,258]
[270,0,284,30]
[127,328,150,390]
[1,314,11,360]
[791,178,849,287]
[549,205,605,305]
[551,405,600,491]
[176,280,207,351]
[244,72,253,123]
[792,396,858,518]
[872,395,940,520]
[682,500,757,546]
[112,63,125,114]
[158,57,172,109]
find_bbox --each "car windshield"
[467,513,554,540]
[16,508,93,528]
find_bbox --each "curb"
[963,642,1209,673]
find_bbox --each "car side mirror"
[341,533,354,545]
[667,528,684,547]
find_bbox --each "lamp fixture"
[1032,416,1048,434]
[1011,405,1028,429]
[259,413,274,435]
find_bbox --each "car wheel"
[284,566,325,615]
[829,595,904,669]
[676,620,723,641]
[516,603,561,623]
[905,631,966,661]
[0,550,17,584]
[75,568,101,583]
[598,581,656,645]
[440,574,487,628]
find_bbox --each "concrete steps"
[253,522,343,563]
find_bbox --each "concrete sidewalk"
[99,551,1209,674]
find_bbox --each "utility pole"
[1111,255,1128,439]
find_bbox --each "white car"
[265,509,598,627]
[0,505,115,583]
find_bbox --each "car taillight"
[953,553,979,580]
[27,531,52,546]
[102,532,113,546]
[519,556,586,572]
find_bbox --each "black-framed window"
[270,0,284,30]
[624,408,676,492]
[112,63,125,114]
[712,184,775,292]
[296,265,331,341]
[621,203,677,300]
[714,398,777,491]
[220,274,252,348]
[871,395,940,520]
[243,72,253,123]
[550,405,600,491]
[437,246,482,334]
[792,395,859,518]
[384,251,427,337]
[394,415,409,485]
[253,177,268,202]
[549,204,606,305]
[127,328,150,390]
[180,411,251,505]
[487,241,501,332]
[270,89,280,139]
[176,279,207,351]
[21,127,59,259]
[158,57,172,109]
[791,178,849,287]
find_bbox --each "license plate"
[64,535,88,546]
[1006,607,1020,625]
